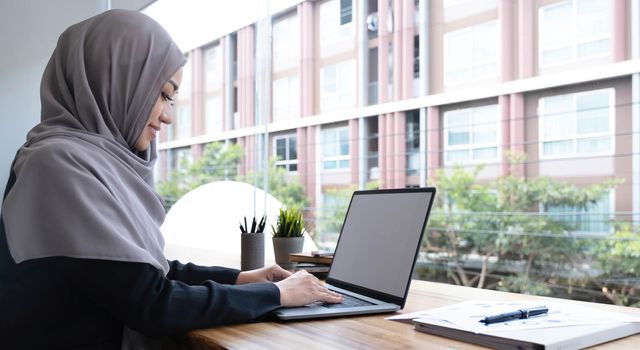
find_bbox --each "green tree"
[236,159,309,212]
[424,155,620,297]
[156,142,242,211]
[590,223,640,306]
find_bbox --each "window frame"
[321,126,350,171]
[538,0,612,68]
[538,88,615,160]
[443,20,499,87]
[443,104,501,165]
[273,134,298,172]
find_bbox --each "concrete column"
[613,0,627,62]
[510,93,525,177]
[299,1,315,117]
[518,0,534,78]
[393,0,403,101]
[418,0,430,186]
[297,126,308,194]
[427,106,440,180]
[631,0,639,226]
[378,114,387,188]
[191,48,205,152]
[349,119,360,186]
[306,125,317,208]
[224,35,234,131]
[386,112,394,187]
[246,26,256,127]
[499,95,511,176]
[393,111,407,188]
[357,0,368,190]
[378,0,390,103]
[500,0,514,82]
[402,0,415,99]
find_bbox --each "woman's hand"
[235,265,292,284]
[274,270,344,307]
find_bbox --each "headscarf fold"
[1,9,186,274]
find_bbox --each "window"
[539,88,614,158]
[273,134,298,172]
[272,14,299,71]
[168,147,193,174]
[406,111,420,175]
[175,105,192,140]
[539,0,611,67]
[545,192,613,235]
[319,0,354,57]
[272,75,300,122]
[444,21,498,86]
[204,44,222,91]
[322,126,350,170]
[340,0,352,25]
[444,104,500,164]
[320,60,355,112]
[205,96,222,134]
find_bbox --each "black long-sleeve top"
[0,172,281,349]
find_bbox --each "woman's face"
[134,68,183,152]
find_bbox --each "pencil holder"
[240,232,265,271]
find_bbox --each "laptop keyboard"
[321,292,374,308]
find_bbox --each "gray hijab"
[1,9,186,274]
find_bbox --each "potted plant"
[239,214,266,271]
[271,207,305,269]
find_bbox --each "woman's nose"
[160,105,173,125]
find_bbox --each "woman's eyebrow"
[167,79,179,93]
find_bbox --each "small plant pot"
[272,237,304,269]
[241,233,265,271]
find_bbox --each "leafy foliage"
[423,153,631,306]
[272,207,305,238]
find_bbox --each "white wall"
[0,0,152,201]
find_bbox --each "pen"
[479,306,549,325]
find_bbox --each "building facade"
[156,0,640,240]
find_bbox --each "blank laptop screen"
[328,190,433,298]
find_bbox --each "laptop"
[273,187,436,320]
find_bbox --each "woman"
[0,9,341,349]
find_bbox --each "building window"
[545,192,613,235]
[320,60,355,112]
[168,147,193,174]
[205,96,222,134]
[406,110,420,175]
[322,126,350,170]
[340,0,352,25]
[175,105,192,140]
[204,43,222,91]
[319,0,354,58]
[273,14,299,71]
[444,104,500,164]
[539,0,611,68]
[539,88,614,158]
[273,134,298,172]
[272,75,299,122]
[443,21,498,86]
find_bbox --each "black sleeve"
[166,259,240,285]
[57,258,281,338]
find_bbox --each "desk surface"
[186,279,640,349]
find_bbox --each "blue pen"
[479,306,549,325]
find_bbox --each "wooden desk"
[186,280,640,349]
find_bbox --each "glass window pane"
[576,92,609,134]
[446,149,469,162]
[472,146,497,160]
[276,138,286,159]
[339,128,349,155]
[473,21,497,62]
[289,137,297,160]
[324,160,336,169]
[543,140,573,155]
[339,159,350,168]
[449,129,470,146]
[577,136,610,153]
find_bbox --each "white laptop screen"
[328,190,434,298]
